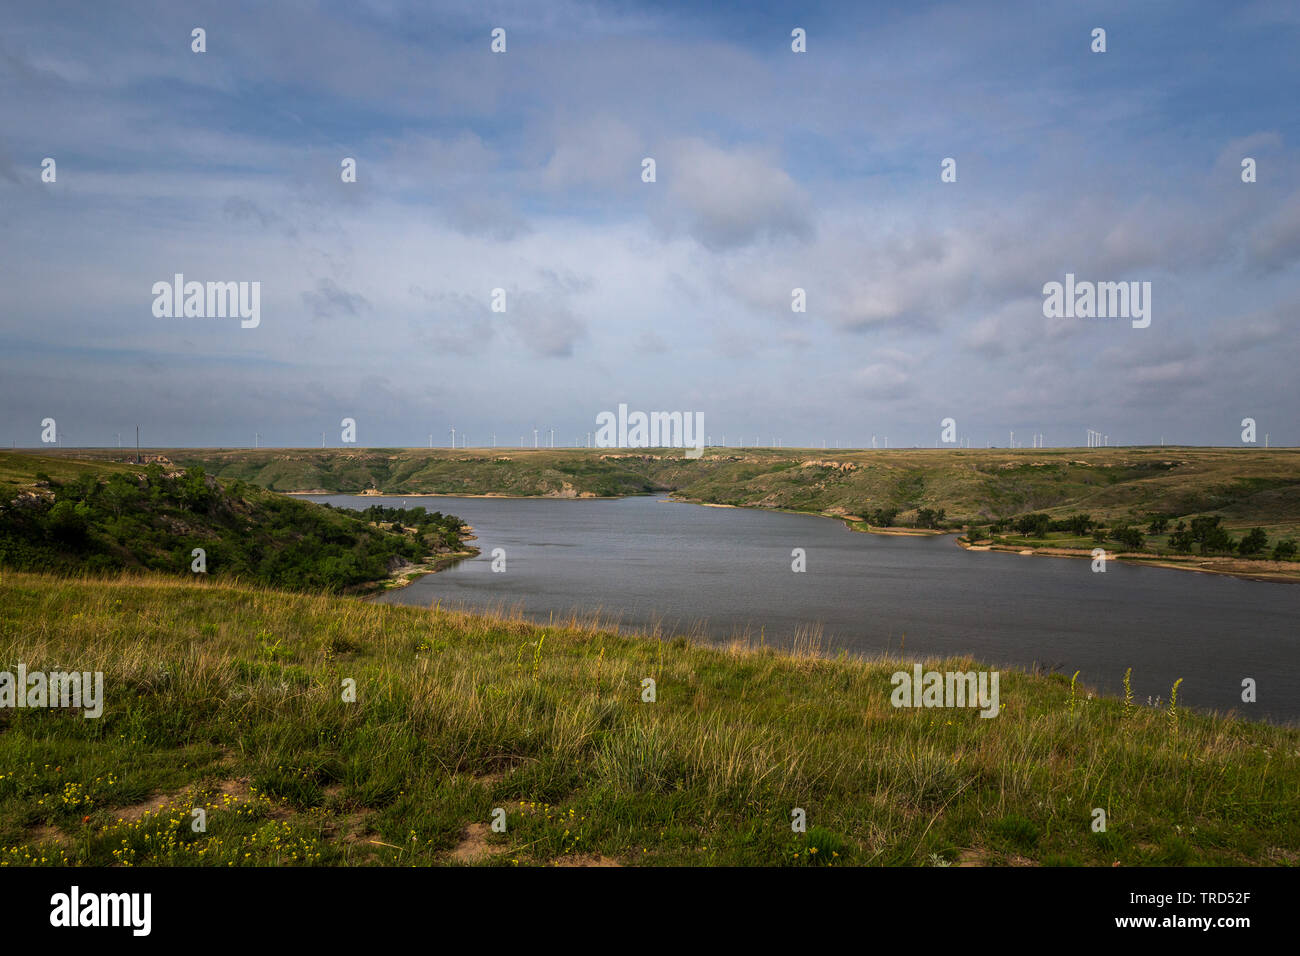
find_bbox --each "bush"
[44,500,91,543]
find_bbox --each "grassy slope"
[0,453,462,593]
[1,571,1295,867]
[46,446,1300,538]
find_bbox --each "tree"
[44,500,91,544]
[174,467,214,513]
[1274,540,1297,561]
[867,507,898,527]
[1169,521,1193,554]
[1014,513,1051,537]
[1146,515,1169,535]
[915,508,937,529]
[1067,513,1093,536]
[1237,527,1268,557]
[102,474,137,518]
[1189,515,1233,555]
[1110,525,1145,551]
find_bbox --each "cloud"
[853,349,917,400]
[1,1,1298,447]
[652,139,813,251]
[303,279,369,321]
[1246,192,1300,274]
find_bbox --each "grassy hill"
[44,445,1300,538]
[0,453,468,593]
[0,571,1295,866]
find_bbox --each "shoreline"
[358,545,481,595]
[287,490,607,500]
[285,488,1299,585]
[957,539,1300,583]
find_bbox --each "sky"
[2,0,1298,450]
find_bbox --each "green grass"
[1,570,1295,867]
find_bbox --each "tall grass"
[0,569,1296,867]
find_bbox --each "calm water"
[309,494,1300,724]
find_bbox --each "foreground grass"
[1,570,1296,866]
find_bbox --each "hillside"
[0,453,468,593]
[1,571,1295,867]
[46,445,1300,538]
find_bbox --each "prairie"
[1,570,1295,867]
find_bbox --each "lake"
[307,494,1300,724]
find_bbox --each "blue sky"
[2,0,1298,449]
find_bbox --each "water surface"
[309,494,1299,724]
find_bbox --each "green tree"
[1110,525,1145,551]
[102,474,138,518]
[867,508,898,527]
[1189,515,1233,555]
[44,500,92,543]
[1169,521,1193,554]
[1237,527,1268,557]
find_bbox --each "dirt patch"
[958,848,1039,867]
[551,853,621,867]
[113,790,182,823]
[109,777,280,824]
[451,822,510,862]
[214,777,253,802]
[325,809,376,846]
[26,824,73,847]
